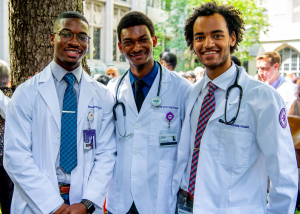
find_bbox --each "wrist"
[80,199,95,214]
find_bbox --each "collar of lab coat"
[186,65,249,123]
[118,64,171,118]
[38,63,95,130]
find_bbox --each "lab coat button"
[133,150,138,154]
[135,125,140,129]
[57,133,61,138]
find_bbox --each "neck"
[205,58,232,80]
[130,60,155,79]
[268,72,280,85]
[54,59,80,72]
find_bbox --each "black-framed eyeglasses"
[53,29,90,45]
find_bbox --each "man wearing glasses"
[4,11,116,214]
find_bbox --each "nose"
[68,34,80,47]
[203,36,214,48]
[133,42,142,52]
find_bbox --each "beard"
[197,45,230,70]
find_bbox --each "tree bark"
[9,0,90,88]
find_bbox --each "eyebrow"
[194,30,225,36]
[123,34,149,41]
[61,28,88,35]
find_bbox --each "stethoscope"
[112,62,163,137]
[219,65,243,125]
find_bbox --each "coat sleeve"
[256,90,298,214]
[82,87,116,208]
[0,90,10,119]
[3,85,63,214]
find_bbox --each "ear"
[118,42,123,53]
[230,31,236,48]
[274,63,279,70]
[152,36,157,47]
[50,33,55,47]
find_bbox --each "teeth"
[67,50,80,53]
[203,52,216,55]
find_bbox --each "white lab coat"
[172,67,298,214]
[3,64,116,214]
[276,76,298,112]
[106,66,192,214]
[0,90,10,119]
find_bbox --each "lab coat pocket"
[218,205,263,214]
[218,130,253,167]
[149,112,179,146]
[83,162,94,190]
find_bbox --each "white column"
[0,0,9,64]
[104,0,113,66]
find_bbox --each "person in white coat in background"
[256,51,298,112]
[172,2,298,214]
[106,11,192,214]
[4,11,116,214]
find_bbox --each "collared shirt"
[184,63,236,191]
[129,61,159,98]
[50,60,82,184]
[270,75,282,89]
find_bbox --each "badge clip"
[166,112,174,128]
[87,109,94,129]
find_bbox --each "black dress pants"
[0,165,13,214]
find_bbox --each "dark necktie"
[134,79,146,112]
[60,73,78,174]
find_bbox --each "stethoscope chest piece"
[151,96,161,106]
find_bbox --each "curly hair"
[117,11,155,42]
[184,1,245,54]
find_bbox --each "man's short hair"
[54,11,89,31]
[184,1,245,54]
[256,51,281,69]
[117,11,155,42]
[161,52,177,70]
[0,60,10,87]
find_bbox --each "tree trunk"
[9,0,90,88]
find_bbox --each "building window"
[85,2,104,61]
[279,47,300,74]
[113,7,129,63]
[93,28,101,60]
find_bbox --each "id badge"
[178,204,192,214]
[159,130,178,147]
[83,129,96,149]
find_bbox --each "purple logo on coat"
[279,108,287,128]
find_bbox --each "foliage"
[154,0,269,71]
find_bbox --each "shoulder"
[83,72,113,97]
[279,80,298,91]
[164,68,192,90]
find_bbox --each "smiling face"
[193,13,236,79]
[50,18,89,71]
[118,25,157,71]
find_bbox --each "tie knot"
[208,81,218,93]
[63,73,76,86]
[134,79,146,91]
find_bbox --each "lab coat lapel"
[77,72,94,125]
[137,66,169,119]
[121,73,139,116]
[37,64,61,130]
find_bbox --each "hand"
[54,203,69,214]
[61,203,88,214]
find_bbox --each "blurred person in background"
[286,71,297,82]
[182,71,196,83]
[0,60,13,214]
[161,52,178,72]
[106,66,120,78]
[256,51,298,112]
[96,74,112,86]
[231,55,241,66]
[194,67,204,82]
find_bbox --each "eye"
[214,34,223,39]
[61,31,72,38]
[123,41,132,45]
[141,38,149,42]
[78,34,88,42]
[195,36,204,41]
